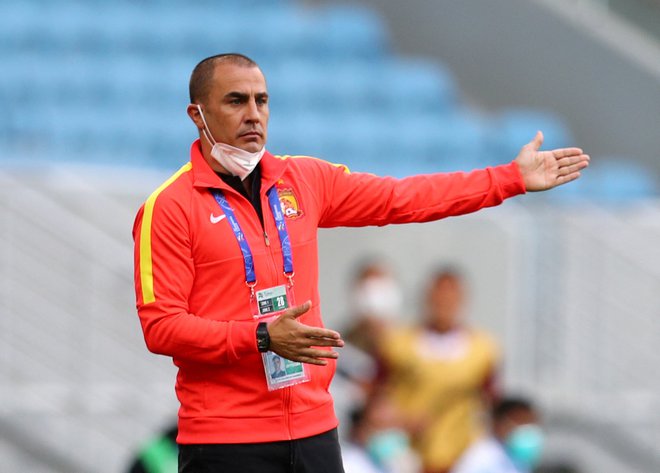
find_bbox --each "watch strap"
[256,322,270,352]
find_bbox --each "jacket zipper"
[223,185,279,282]
[225,185,289,428]
[284,385,292,439]
[259,188,293,436]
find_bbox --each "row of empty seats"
[1,0,655,204]
[0,57,457,114]
[2,3,388,60]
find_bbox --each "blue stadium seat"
[2,0,603,197]
[299,5,389,59]
[269,60,388,114]
[488,108,573,165]
[373,59,458,115]
[550,159,657,204]
[430,113,492,172]
[269,58,457,117]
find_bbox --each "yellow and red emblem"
[277,187,304,219]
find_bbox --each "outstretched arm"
[515,131,590,192]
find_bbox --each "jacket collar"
[190,139,288,194]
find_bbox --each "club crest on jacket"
[277,187,304,219]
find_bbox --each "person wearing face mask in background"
[132,52,589,473]
[332,259,405,440]
[342,391,421,473]
[450,397,544,473]
[378,267,501,473]
[343,259,404,356]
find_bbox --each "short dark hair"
[430,265,464,284]
[189,53,259,104]
[492,397,535,423]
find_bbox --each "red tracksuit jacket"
[133,140,525,444]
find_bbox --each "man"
[450,397,544,473]
[379,267,499,472]
[132,53,589,473]
[270,355,287,379]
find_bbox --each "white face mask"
[352,276,404,321]
[196,104,265,181]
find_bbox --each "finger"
[298,347,340,360]
[303,336,345,348]
[556,154,590,168]
[285,349,339,365]
[556,171,582,186]
[281,301,312,320]
[552,147,584,159]
[558,161,589,177]
[302,326,342,340]
[293,357,329,366]
[529,130,544,151]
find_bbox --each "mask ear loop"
[196,104,217,146]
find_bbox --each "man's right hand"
[266,301,344,366]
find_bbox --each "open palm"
[515,131,590,192]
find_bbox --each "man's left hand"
[515,131,590,192]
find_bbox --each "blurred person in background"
[450,397,544,473]
[342,390,421,473]
[337,259,405,391]
[132,52,589,473]
[379,267,500,473]
[333,258,405,440]
[343,257,404,357]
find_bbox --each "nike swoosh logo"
[210,213,226,224]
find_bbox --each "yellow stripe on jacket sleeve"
[275,154,351,174]
[139,162,192,304]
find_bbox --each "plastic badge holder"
[252,284,310,391]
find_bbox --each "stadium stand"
[1,0,659,472]
[2,0,655,194]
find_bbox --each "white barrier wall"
[1,167,659,472]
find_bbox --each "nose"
[245,98,261,123]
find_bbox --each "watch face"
[257,323,270,352]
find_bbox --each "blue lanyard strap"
[213,190,257,284]
[266,186,294,276]
[212,186,293,287]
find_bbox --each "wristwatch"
[256,322,270,352]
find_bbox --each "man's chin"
[238,140,265,153]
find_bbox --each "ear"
[187,104,205,131]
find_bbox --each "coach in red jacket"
[133,53,588,473]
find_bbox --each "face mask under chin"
[196,104,265,180]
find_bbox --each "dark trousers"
[178,428,344,473]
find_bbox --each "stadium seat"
[488,108,573,165]
[374,59,458,115]
[299,4,389,60]
[550,159,658,204]
[7,0,636,205]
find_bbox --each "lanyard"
[212,186,294,292]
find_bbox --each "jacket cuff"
[494,162,527,198]
[227,320,261,362]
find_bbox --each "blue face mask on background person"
[504,424,544,471]
[366,428,411,467]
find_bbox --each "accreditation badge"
[252,284,310,391]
